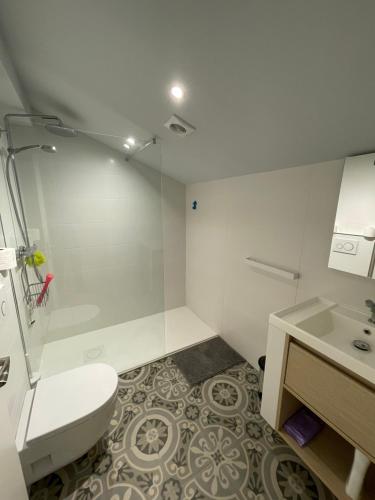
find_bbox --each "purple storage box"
[283,407,324,447]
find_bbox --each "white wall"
[162,175,186,310]
[186,159,375,367]
[12,125,185,344]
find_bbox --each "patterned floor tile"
[29,356,335,500]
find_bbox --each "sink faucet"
[365,299,375,324]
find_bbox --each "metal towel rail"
[245,257,300,280]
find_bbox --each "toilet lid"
[26,363,118,443]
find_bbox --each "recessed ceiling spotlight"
[170,85,184,100]
[126,137,135,146]
[123,143,130,150]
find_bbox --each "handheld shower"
[8,144,57,155]
[3,112,73,285]
[5,142,58,284]
[5,143,57,247]
[3,112,74,260]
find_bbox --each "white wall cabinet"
[329,153,375,278]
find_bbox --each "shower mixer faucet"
[16,244,37,260]
[365,299,375,324]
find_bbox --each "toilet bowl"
[16,363,118,485]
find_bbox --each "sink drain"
[352,339,371,352]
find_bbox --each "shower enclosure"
[3,114,166,379]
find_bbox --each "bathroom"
[0,1,374,499]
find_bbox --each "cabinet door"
[335,153,375,235]
[329,153,375,277]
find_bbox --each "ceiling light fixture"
[123,143,130,149]
[170,85,184,100]
[126,137,135,146]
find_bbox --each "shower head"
[8,144,57,155]
[45,123,77,137]
[4,113,77,139]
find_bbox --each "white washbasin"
[270,297,375,385]
[297,307,374,353]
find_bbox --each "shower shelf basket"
[21,267,49,310]
[24,281,50,309]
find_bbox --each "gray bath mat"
[173,336,245,385]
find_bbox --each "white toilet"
[16,363,118,485]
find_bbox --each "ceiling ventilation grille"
[164,114,195,136]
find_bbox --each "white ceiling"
[1,0,375,183]
[0,61,23,116]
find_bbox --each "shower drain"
[83,345,106,362]
[352,339,371,352]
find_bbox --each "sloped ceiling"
[0,36,24,116]
[1,0,375,183]
[0,63,23,116]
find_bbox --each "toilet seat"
[26,363,118,443]
[17,363,118,485]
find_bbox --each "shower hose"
[5,152,44,284]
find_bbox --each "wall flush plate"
[328,235,374,277]
[333,238,359,255]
